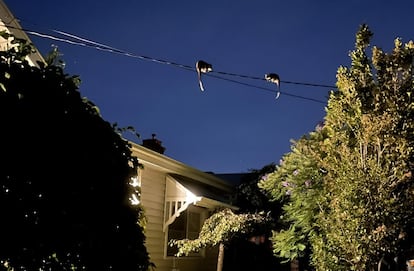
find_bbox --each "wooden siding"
[140,166,166,268]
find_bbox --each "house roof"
[163,174,237,231]
[168,173,236,209]
[0,0,44,65]
[169,173,233,204]
[131,142,239,231]
[131,142,235,193]
[215,173,255,186]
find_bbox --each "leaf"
[0,83,6,92]
[297,243,306,251]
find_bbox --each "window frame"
[164,204,207,259]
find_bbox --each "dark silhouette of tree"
[235,163,283,222]
[231,164,289,271]
[0,33,150,270]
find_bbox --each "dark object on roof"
[142,133,166,154]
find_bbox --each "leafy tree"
[0,33,150,270]
[172,208,271,257]
[258,125,327,266]
[260,24,414,271]
[172,208,271,271]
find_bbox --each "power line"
[213,70,336,89]
[206,73,327,104]
[6,23,332,104]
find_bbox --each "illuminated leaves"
[173,209,272,257]
[260,24,414,271]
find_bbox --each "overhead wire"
[6,22,334,104]
[7,24,195,71]
[213,70,336,89]
[206,73,327,104]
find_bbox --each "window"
[166,205,205,257]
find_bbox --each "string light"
[6,22,335,104]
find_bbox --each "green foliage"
[0,35,150,270]
[0,31,37,63]
[272,226,306,261]
[172,209,271,256]
[260,24,414,271]
[44,44,66,69]
[258,126,327,264]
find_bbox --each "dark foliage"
[0,35,150,270]
[235,163,283,228]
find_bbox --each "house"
[0,0,44,66]
[133,137,236,271]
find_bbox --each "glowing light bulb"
[130,194,140,205]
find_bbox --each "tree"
[235,164,278,213]
[172,208,271,271]
[258,124,327,270]
[260,24,414,271]
[0,33,150,270]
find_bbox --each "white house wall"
[140,165,168,270]
[132,143,232,271]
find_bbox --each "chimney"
[142,134,166,154]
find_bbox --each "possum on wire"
[196,60,212,91]
[265,73,281,99]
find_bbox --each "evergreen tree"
[0,33,150,270]
[260,25,414,271]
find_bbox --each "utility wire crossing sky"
[8,23,335,104]
[6,0,414,173]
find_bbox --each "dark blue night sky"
[6,0,414,173]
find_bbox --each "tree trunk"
[216,243,224,271]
